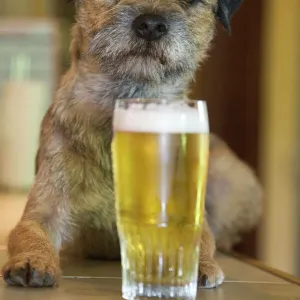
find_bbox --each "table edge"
[231,252,300,286]
[0,248,299,286]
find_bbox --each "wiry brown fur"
[2,0,261,289]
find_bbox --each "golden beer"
[112,100,209,300]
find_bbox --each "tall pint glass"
[112,99,209,300]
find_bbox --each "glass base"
[118,221,201,300]
[122,282,197,300]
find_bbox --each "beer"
[112,100,209,300]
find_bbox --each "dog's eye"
[180,0,204,9]
[185,0,204,6]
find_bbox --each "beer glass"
[112,99,209,300]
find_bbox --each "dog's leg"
[198,217,224,288]
[206,134,262,252]
[1,161,65,287]
[1,221,61,287]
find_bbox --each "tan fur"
[1,0,261,289]
[207,135,262,251]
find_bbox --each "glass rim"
[115,98,207,105]
[113,98,209,134]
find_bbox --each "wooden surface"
[0,250,299,299]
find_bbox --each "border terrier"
[1,0,262,289]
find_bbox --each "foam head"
[113,101,209,134]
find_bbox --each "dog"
[1,0,262,289]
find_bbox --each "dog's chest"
[65,135,116,230]
[70,165,116,230]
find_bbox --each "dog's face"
[73,0,243,83]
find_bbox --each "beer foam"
[113,104,209,133]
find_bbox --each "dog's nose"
[132,14,168,41]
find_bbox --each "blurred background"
[0,0,299,278]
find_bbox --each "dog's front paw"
[1,251,60,287]
[198,258,224,289]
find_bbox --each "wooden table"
[0,250,299,299]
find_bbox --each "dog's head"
[70,0,243,83]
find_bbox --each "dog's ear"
[215,0,244,33]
